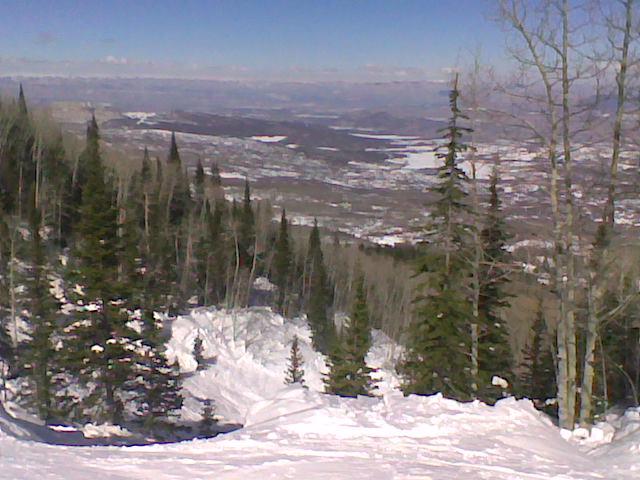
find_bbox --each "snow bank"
[166,307,401,425]
[166,307,403,425]
[166,307,326,424]
[250,135,287,143]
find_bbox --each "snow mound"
[166,307,400,425]
[590,407,640,473]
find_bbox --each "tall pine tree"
[477,168,514,403]
[273,209,292,314]
[60,117,136,424]
[306,219,335,354]
[400,74,474,400]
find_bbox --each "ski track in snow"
[1,307,639,479]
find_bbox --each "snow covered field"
[1,307,639,479]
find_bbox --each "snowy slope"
[1,307,639,479]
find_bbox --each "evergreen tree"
[306,219,335,354]
[273,209,292,314]
[70,114,99,217]
[130,311,183,434]
[194,159,206,205]
[0,201,14,365]
[167,132,180,165]
[399,74,474,400]
[196,199,227,305]
[0,85,35,215]
[59,118,135,424]
[165,134,191,228]
[193,335,205,370]
[237,178,255,266]
[18,83,28,117]
[199,399,218,437]
[324,275,375,397]
[22,201,58,420]
[519,299,556,411]
[285,335,305,385]
[477,168,514,403]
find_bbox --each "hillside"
[1,306,639,480]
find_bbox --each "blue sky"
[0,0,503,81]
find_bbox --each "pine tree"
[519,299,556,412]
[324,275,375,397]
[22,200,58,420]
[59,118,135,424]
[285,335,305,385]
[399,74,474,400]
[199,399,218,437]
[18,83,28,117]
[273,209,292,314]
[0,85,35,215]
[237,178,255,266]
[306,219,335,354]
[167,132,180,165]
[197,199,227,305]
[130,311,183,434]
[165,133,191,228]
[194,159,206,205]
[477,168,514,403]
[193,335,205,370]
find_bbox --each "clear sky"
[0,0,504,81]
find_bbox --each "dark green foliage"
[195,199,228,305]
[519,299,557,411]
[74,121,119,301]
[273,209,291,314]
[194,159,206,205]
[199,399,218,437]
[285,335,305,385]
[193,335,205,370]
[477,168,514,403]
[168,132,181,165]
[131,313,183,432]
[22,201,57,420]
[0,96,188,429]
[598,289,640,408]
[18,84,28,117]
[237,178,255,267]
[306,219,335,354]
[0,85,35,215]
[400,74,474,400]
[324,276,375,397]
[0,205,13,364]
[400,283,473,399]
[57,118,175,425]
[166,141,191,228]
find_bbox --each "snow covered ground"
[1,307,639,479]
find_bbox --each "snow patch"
[250,135,287,143]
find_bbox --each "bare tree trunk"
[560,0,578,428]
[604,0,635,231]
[465,61,484,397]
[579,0,635,426]
[580,273,599,425]
[498,0,575,428]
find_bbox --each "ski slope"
[1,306,639,480]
